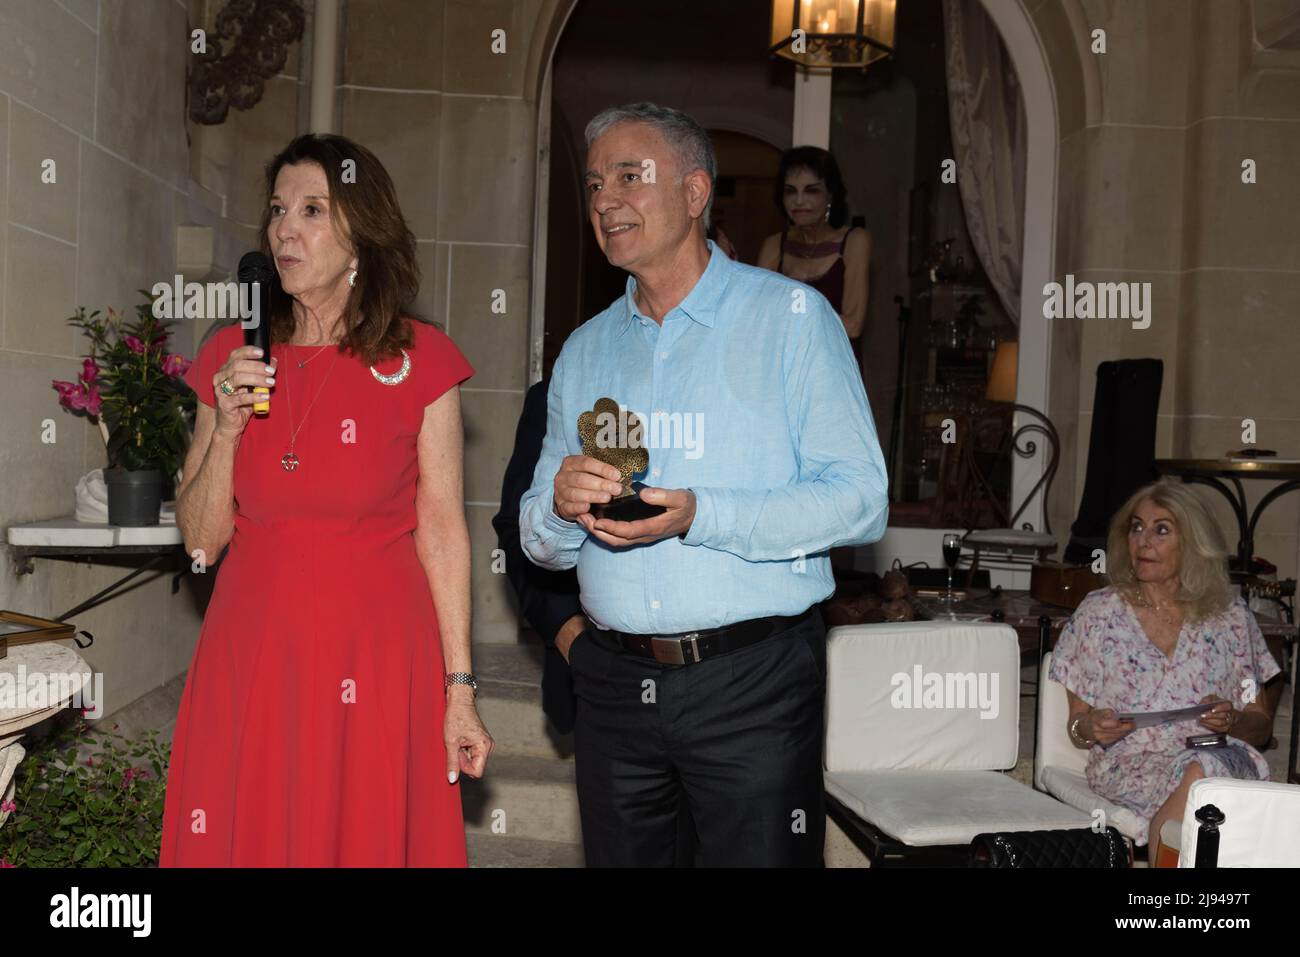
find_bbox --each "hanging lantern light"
[769,0,896,70]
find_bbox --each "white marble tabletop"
[0,642,91,831]
[0,642,93,735]
[7,516,182,548]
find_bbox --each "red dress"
[162,319,474,867]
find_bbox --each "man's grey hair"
[584,102,717,231]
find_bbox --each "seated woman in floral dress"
[1050,480,1281,858]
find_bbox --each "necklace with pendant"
[1134,586,1180,626]
[281,351,340,472]
[294,342,333,368]
[288,337,411,385]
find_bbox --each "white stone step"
[474,678,574,759]
[461,752,583,845]
[471,642,574,759]
[466,832,585,868]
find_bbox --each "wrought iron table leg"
[55,553,169,622]
[1247,481,1300,568]
[1179,474,1250,570]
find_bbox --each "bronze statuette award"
[578,397,667,522]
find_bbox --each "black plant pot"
[105,467,162,526]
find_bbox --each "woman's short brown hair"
[1105,479,1235,623]
[258,133,427,365]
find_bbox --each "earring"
[825,205,831,223]
[347,269,357,287]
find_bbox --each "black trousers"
[570,606,827,867]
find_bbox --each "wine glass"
[941,533,962,605]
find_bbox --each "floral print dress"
[1049,586,1280,840]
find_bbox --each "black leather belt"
[589,605,818,666]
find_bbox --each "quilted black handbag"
[969,826,1131,868]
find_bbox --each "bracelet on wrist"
[445,672,478,698]
[1069,714,1095,747]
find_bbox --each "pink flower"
[123,334,145,354]
[162,353,192,377]
[52,377,101,416]
[0,799,16,813]
[54,357,106,416]
[63,384,102,416]
[0,859,14,868]
[121,767,150,788]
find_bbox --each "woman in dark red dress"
[162,134,492,866]
[758,146,872,575]
[757,146,871,364]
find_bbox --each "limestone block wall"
[0,0,233,718]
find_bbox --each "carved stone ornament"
[188,0,306,125]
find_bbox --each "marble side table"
[0,642,92,829]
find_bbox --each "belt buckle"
[650,632,701,665]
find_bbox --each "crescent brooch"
[370,349,411,386]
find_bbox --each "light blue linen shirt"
[519,239,889,633]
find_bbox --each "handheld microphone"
[238,252,275,415]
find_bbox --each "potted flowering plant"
[52,289,196,525]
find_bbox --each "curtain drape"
[942,0,1027,324]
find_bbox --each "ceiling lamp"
[769,0,897,69]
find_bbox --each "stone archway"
[525,0,1095,534]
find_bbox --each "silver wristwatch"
[445,671,478,697]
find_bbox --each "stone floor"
[47,643,1296,868]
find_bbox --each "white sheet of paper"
[1114,704,1212,729]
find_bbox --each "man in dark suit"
[492,374,586,734]
[494,372,700,863]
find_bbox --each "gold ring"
[219,378,235,395]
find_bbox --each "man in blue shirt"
[519,102,889,866]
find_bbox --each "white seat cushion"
[1035,653,1088,789]
[1039,765,1146,842]
[1179,778,1300,867]
[826,769,1092,846]
[825,622,1021,772]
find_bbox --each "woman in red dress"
[161,134,492,866]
